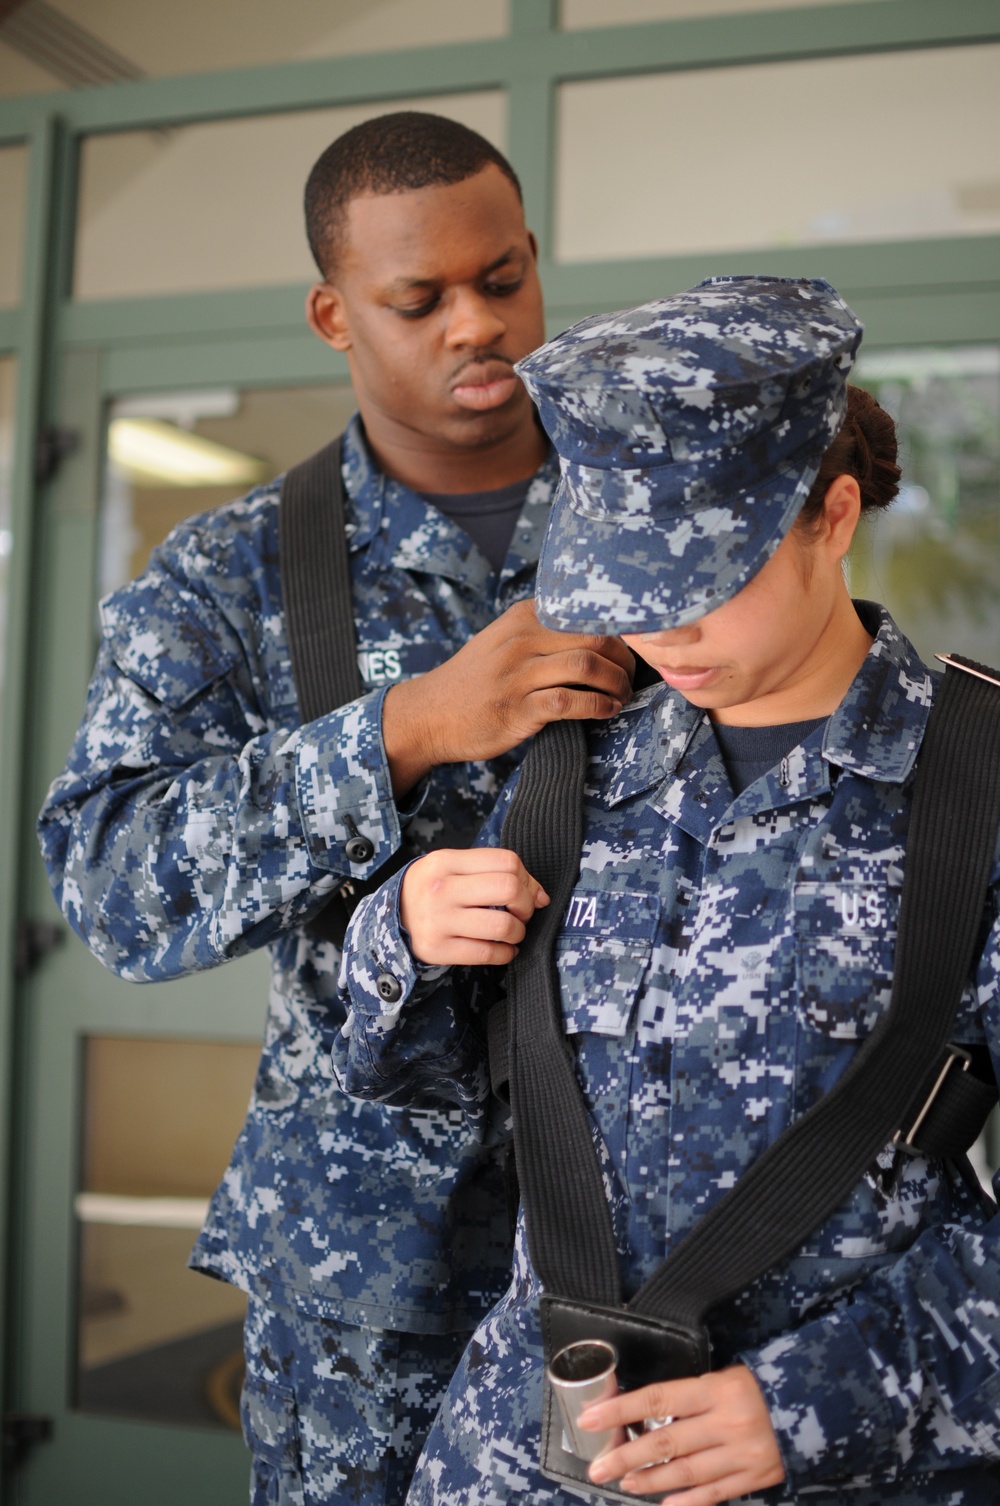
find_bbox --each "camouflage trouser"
[241,1294,471,1506]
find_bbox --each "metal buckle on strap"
[934,652,1000,690]
[892,1044,972,1155]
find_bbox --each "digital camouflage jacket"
[38,416,557,1334]
[334,606,1000,1502]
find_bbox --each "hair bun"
[800,382,901,527]
[847,385,901,512]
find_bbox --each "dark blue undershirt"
[421,479,533,573]
[712,717,827,796]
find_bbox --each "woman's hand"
[581,1365,785,1505]
[400,848,549,966]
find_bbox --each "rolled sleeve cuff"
[341,866,447,1027]
[294,687,402,877]
[740,1311,897,1485]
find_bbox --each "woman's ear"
[821,473,863,559]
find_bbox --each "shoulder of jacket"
[157,481,282,567]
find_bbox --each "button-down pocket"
[241,1368,302,1501]
[103,578,239,710]
[557,891,659,1037]
[793,877,899,1039]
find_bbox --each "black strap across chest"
[279,436,374,946]
[499,656,1000,1331]
[279,435,363,721]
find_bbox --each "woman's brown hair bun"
[799,384,902,527]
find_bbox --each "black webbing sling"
[280,437,411,945]
[498,654,1000,1502]
[280,436,363,722]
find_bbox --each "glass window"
[75,1037,260,1429]
[852,342,1000,1190]
[99,382,356,597]
[851,344,1000,670]
[555,44,1000,261]
[0,145,27,306]
[562,0,874,23]
[1,0,505,91]
[0,356,15,703]
[74,90,506,300]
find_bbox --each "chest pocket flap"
[102,577,239,711]
[557,890,659,1037]
[794,874,899,1039]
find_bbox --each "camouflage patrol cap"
[515,275,863,634]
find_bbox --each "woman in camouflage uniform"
[333,276,1000,1505]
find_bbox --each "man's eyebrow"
[383,247,524,296]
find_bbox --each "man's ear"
[306,282,351,351]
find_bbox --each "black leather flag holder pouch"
[540,1295,711,1502]
[497,661,1000,1506]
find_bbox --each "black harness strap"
[280,436,363,721]
[502,719,622,1307]
[280,437,372,947]
[500,656,1000,1331]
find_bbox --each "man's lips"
[451,359,520,412]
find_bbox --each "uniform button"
[376,973,403,1003]
[345,833,375,863]
[343,814,375,864]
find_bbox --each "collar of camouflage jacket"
[339,414,558,594]
[597,602,933,832]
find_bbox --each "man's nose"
[445,288,507,349]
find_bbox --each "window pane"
[556,45,1000,261]
[0,145,27,306]
[0,356,15,705]
[1,0,504,93]
[563,0,875,23]
[851,345,1000,669]
[76,1037,260,1429]
[100,382,355,596]
[74,91,506,300]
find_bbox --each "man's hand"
[400,848,548,966]
[383,599,634,796]
[580,1365,785,1506]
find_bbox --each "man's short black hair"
[304,110,523,279]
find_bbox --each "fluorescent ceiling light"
[75,1193,210,1229]
[108,417,269,487]
[111,388,241,425]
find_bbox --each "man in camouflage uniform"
[332,278,1000,1503]
[36,112,633,1505]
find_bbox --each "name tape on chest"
[841,888,885,930]
[565,894,599,929]
[357,648,402,685]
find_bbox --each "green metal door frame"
[2,0,999,1489]
[0,112,70,1433]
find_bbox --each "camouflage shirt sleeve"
[332,777,520,1125]
[37,547,408,982]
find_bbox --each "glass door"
[11,362,354,1505]
[0,355,15,705]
